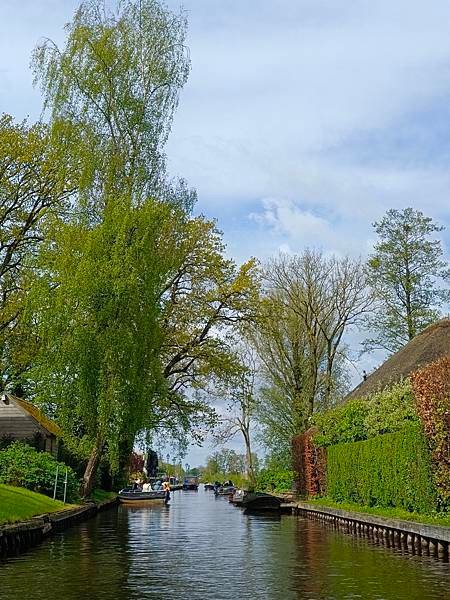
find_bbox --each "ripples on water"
[0,488,448,599]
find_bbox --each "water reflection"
[0,489,448,599]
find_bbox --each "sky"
[2,0,450,465]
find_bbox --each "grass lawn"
[87,489,117,503]
[0,484,69,525]
[305,497,450,527]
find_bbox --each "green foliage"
[0,114,76,389]
[256,468,293,493]
[205,448,246,475]
[0,484,68,525]
[0,442,79,503]
[25,199,172,471]
[313,399,369,447]
[263,447,292,471]
[32,0,191,208]
[363,380,418,436]
[326,424,437,513]
[313,380,418,447]
[365,207,450,353]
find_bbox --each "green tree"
[0,115,77,389]
[159,218,259,423]
[366,208,450,353]
[22,206,258,495]
[206,448,246,475]
[251,250,368,458]
[32,0,192,210]
[25,199,176,496]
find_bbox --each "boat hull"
[118,490,166,504]
[241,493,282,511]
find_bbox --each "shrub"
[256,468,293,493]
[412,356,450,511]
[312,380,418,448]
[363,380,418,437]
[312,399,369,447]
[0,442,79,503]
[326,424,437,514]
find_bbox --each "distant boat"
[118,487,166,504]
[183,476,199,490]
[204,483,215,490]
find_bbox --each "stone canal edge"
[292,501,450,562]
[0,497,118,559]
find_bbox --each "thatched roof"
[346,319,450,400]
[10,395,63,438]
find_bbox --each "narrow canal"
[1,488,448,599]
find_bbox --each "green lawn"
[0,484,68,525]
[305,497,450,527]
[87,489,117,503]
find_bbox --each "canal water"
[0,488,448,599]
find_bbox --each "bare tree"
[213,345,258,484]
[252,249,371,453]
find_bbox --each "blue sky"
[2,0,450,464]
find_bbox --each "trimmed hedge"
[326,424,437,513]
[256,468,293,492]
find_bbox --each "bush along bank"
[0,441,80,503]
[293,372,449,521]
[326,424,437,514]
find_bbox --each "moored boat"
[118,487,166,504]
[229,489,244,505]
[183,476,199,490]
[241,492,283,511]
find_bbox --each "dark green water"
[0,488,448,599]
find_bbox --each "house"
[0,394,62,456]
[346,318,450,400]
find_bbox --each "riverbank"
[305,497,450,527]
[0,487,118,558]
[294,500,450,561]
[0,485,69,525]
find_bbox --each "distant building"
[0,394,62,456]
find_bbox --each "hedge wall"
[292,428,326,498]
[326,424,437,513]
[411,355,450,511]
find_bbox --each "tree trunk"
[243,427,255,486]
[80,435,104,498]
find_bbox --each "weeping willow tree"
[32,0,193,211]
[25,199,181,495]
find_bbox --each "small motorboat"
[214,485,236,497]
[118,487,166,504]
[229,489,245,505]
[204,483,215,490]
[241,492,283,511]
